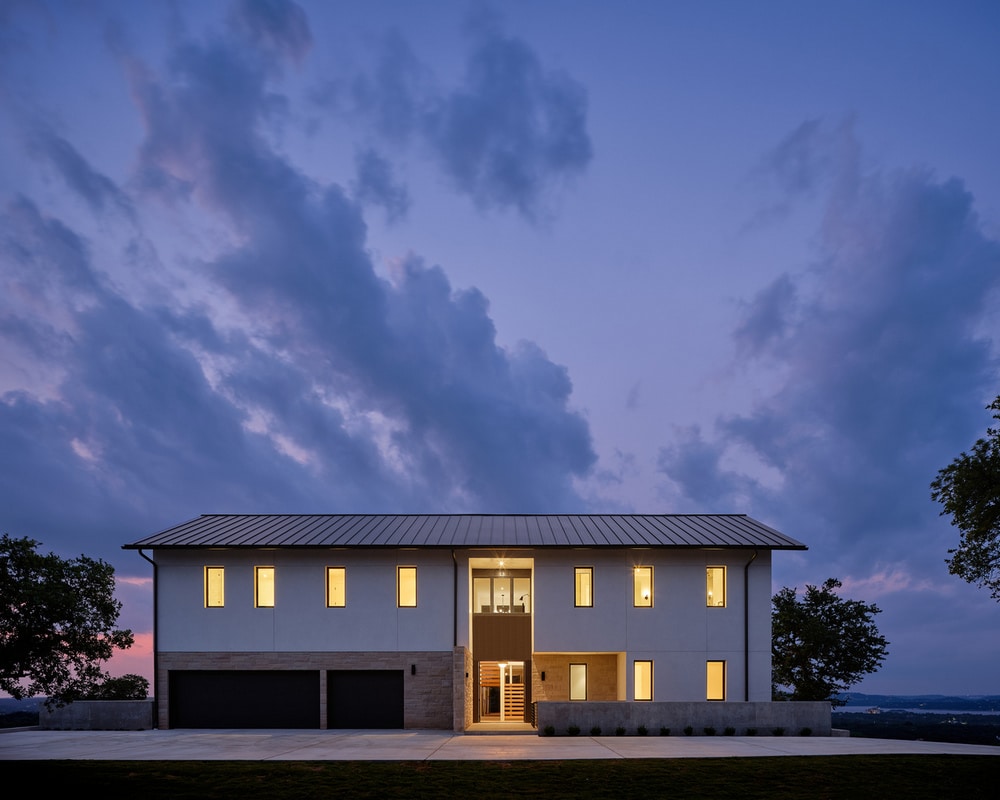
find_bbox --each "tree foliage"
[0,534,134,706]
[931,396,1000,601]
[772,578,888,705]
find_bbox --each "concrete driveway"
[2,728,998,760]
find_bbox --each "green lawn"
[7,756,998,799]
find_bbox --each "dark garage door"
[327,670,404,728]
[169,670,319,728]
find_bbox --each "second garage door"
[327,669,404,728]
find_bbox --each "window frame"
[569,663,588,701]
[326,566,346,608]
[634,659,653,701]
[707,660,726,701]
[707,566,726,607]
[204,566,225,608]
[254,566,275,608]
[397,565,417,608]
[574,566,593,607]
[633,565,653,607]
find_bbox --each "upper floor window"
[326,567,346,607]
[473,571,530,613]
[574,567,593,607]
[634,660,653,701]
[255,566,275,608]
[707,660,726,701]
[633,566,652,607]
[397,566,417,607]
[204,567,224,608]
[707,567,726,607]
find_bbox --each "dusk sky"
[2,0,999,696]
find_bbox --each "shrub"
[772,727,785,736]
[800,727,812,736]
[590,726,602,736]
[544,725,555,736]
[724,726,736,736]
[84,674,150,700]
[659,727,670,736]
[615,726,626,736]
[683,725,693,736]
[703,727,716,736]
[746,727,757,736]
[637,724,648,736]
[567,725,580,736]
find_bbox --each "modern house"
[124,513,824,733]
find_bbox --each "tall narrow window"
[326,567,346,607]
[205,567,224,608]
[255,566,275,608]
[569,663,588,700]
[633,566,653,607]
[707,660,726,701]
[574,567,593,607]
[634,660,653,701]
[707,567,726,607]
[397,566,417,607]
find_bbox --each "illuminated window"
[634,660,653,701]
[633,566,652,607]
[569,663,588,700]
[707,660,726,701]
[326,567,346,607]
[574,567,593,607]
[255,566,275,608]
[205,567,224,608]
[398,566,417,607]
[707,567,726,607]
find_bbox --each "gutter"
[744,549,758,702]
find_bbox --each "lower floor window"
[569,663,587,700]
[707,660,726,701]
[634,660,652,701]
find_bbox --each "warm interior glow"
[634,660,653,701]
[398,566,417,607]
[707,567,726,607]
[575,567,593,607]
[707,660,726,700]
[327,567,345,607]
[569,663,587,700]
[205,567,224,607]
[255,566,275,607]
[633,566,652,607]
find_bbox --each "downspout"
[743,550,758,702]
[452,549,458,647]
[137,548,158,725]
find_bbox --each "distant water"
[835,707,1000,715]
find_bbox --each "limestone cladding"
[532,653,620,703]
[156,651,454,730]
[452,646,473,731]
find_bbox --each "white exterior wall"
[154,549,455,652]
[152,545,773,701]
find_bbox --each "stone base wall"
[536,701,832,736]
[40,700,154,730]
[453,646,473,731]
[157,651,453,730]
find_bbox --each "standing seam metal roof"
[123,514,806,550]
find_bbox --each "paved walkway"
[2,728,998,760]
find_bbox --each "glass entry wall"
[473,570,531,613]
[478,661,526,721]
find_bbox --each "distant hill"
[834,693,1000,712]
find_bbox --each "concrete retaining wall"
[536,701,831,736]
[40,700,155,730]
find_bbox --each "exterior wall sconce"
[411,664,416,675]
[541,671,546,681]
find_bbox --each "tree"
[771,578,888,705]
[0,534,134,706]
[930,395,1000,601]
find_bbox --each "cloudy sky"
[2,0,999,696]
